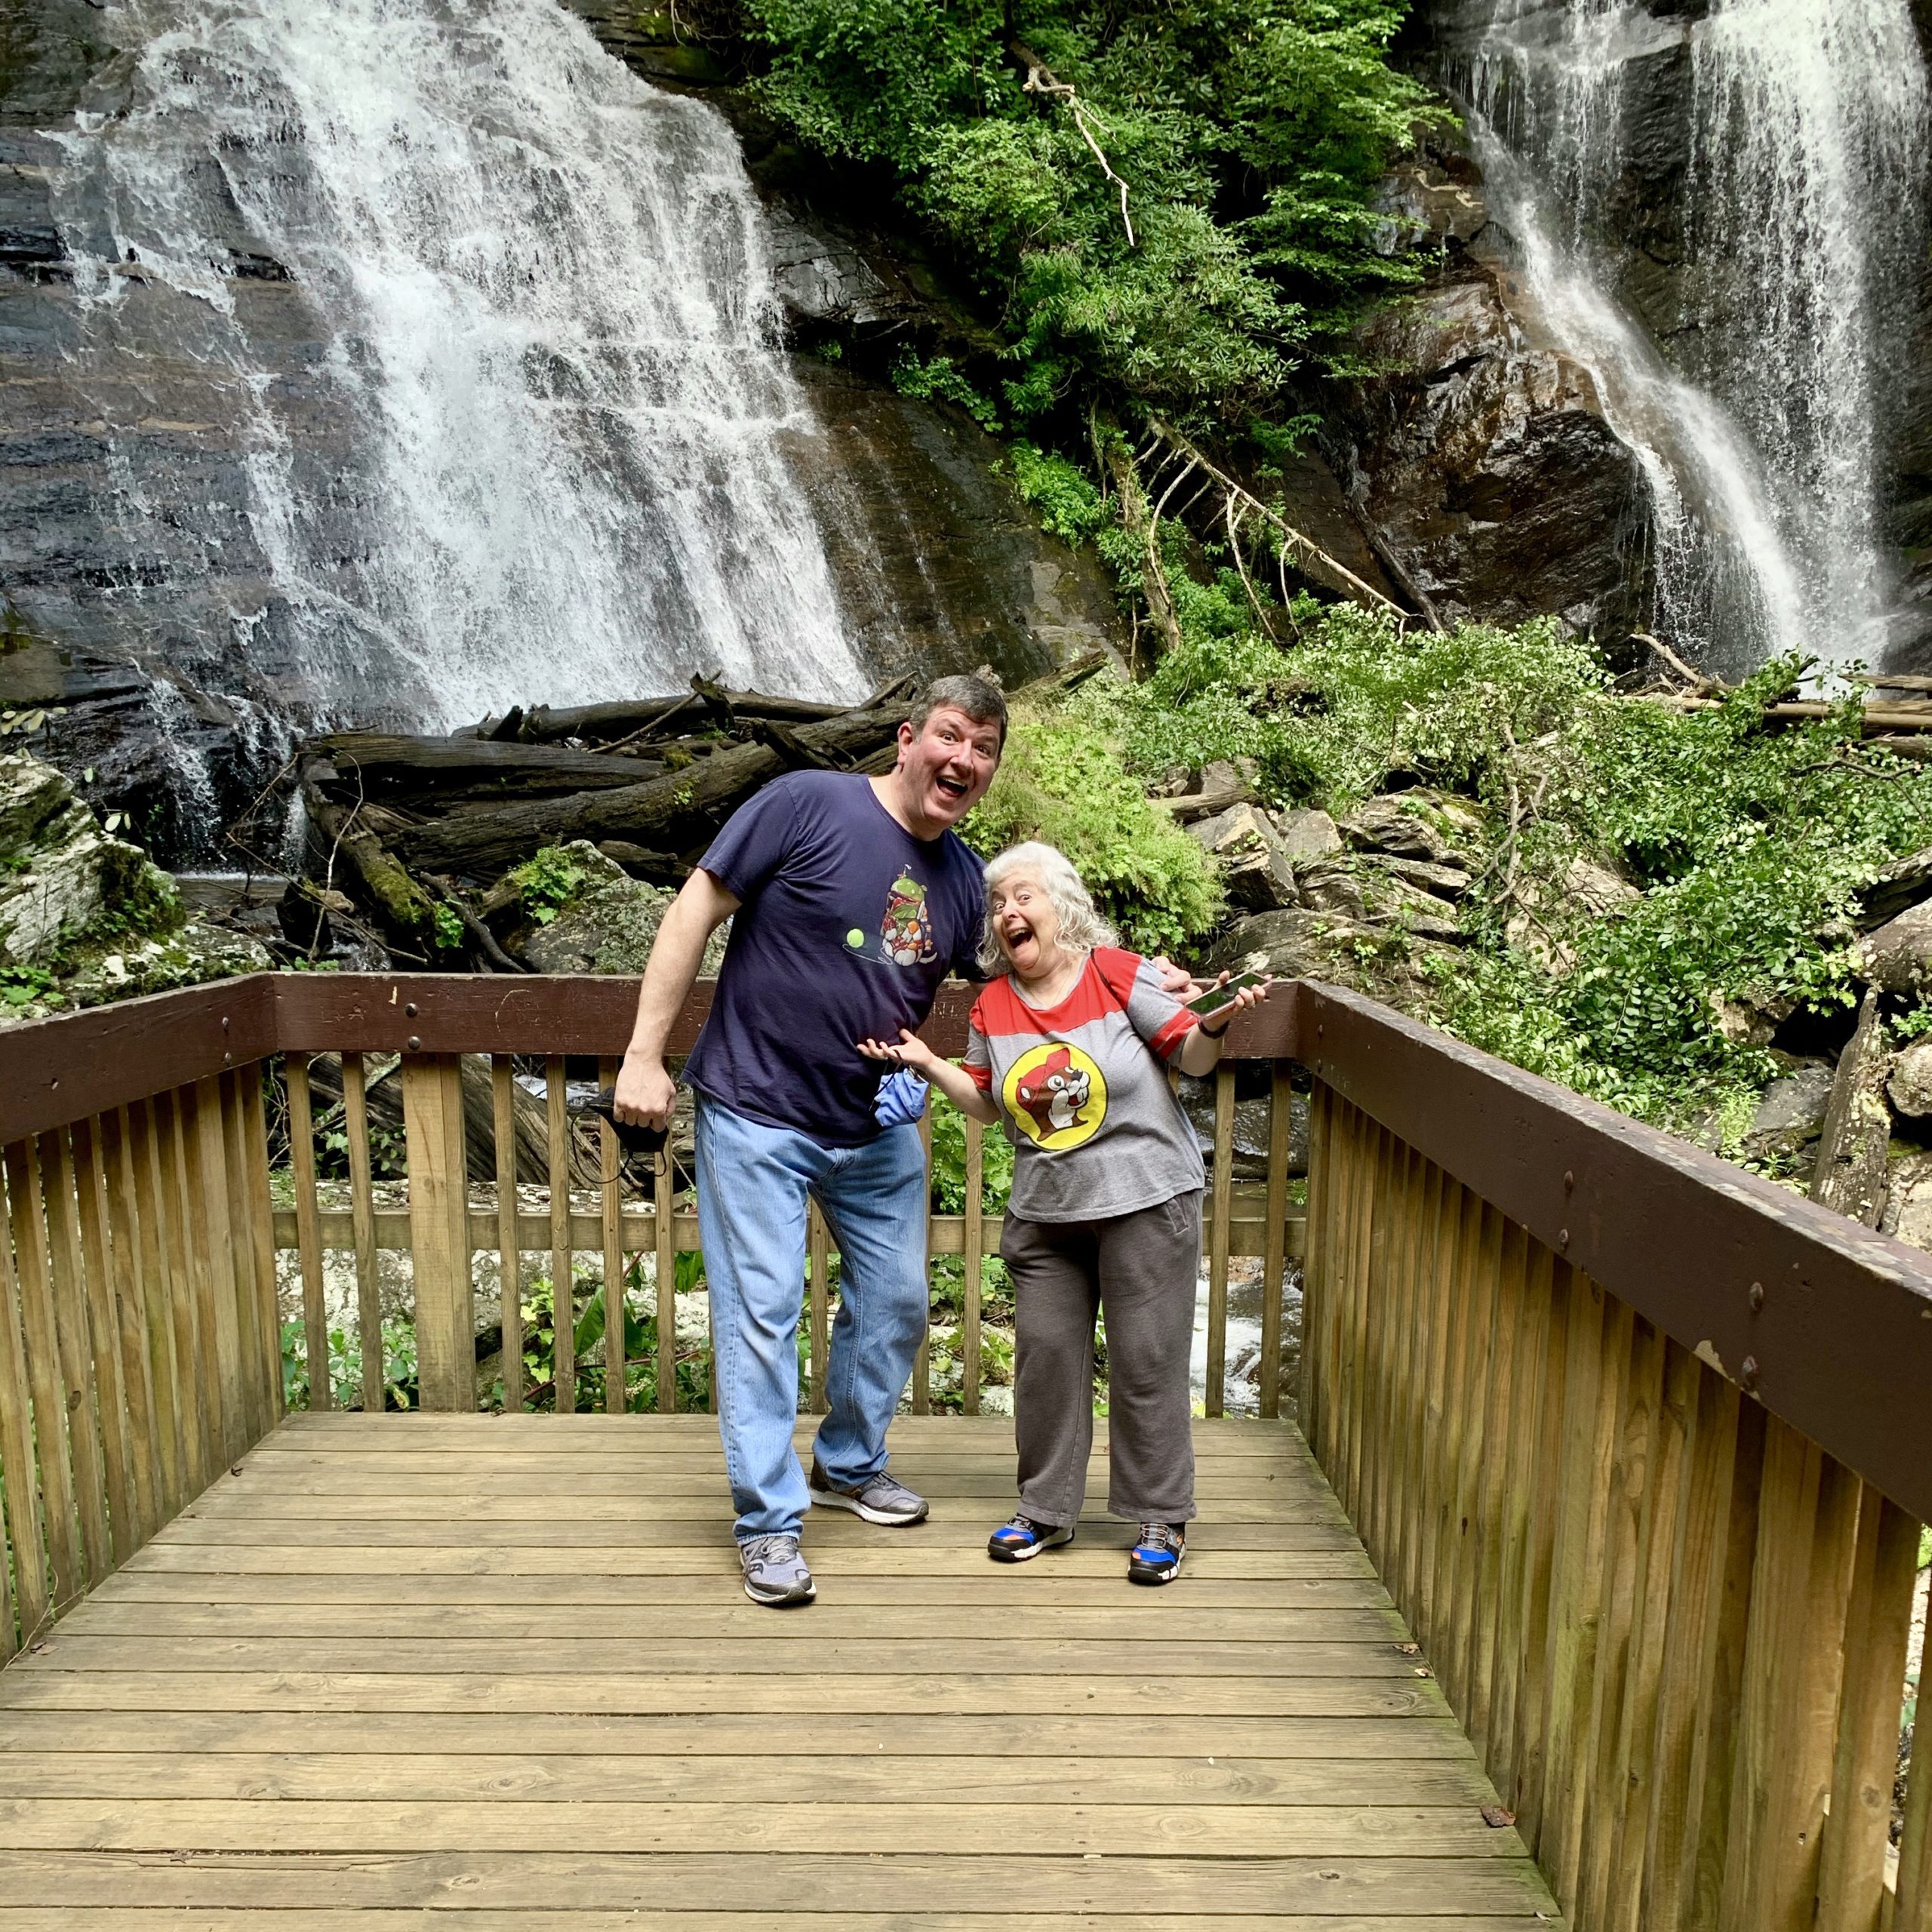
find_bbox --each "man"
[613,674,1006,1607]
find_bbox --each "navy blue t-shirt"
[683,771,985,1146]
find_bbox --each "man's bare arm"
[613,869,740,1128]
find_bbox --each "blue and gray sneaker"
[987,1514,1075,1563]
[808,1460,929,1526]
[1128,1521,1186,1586]
[739,1533,816,1607]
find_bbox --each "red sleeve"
[1149,1008,1199,1060]
[1091,946,1143,1011]
[964,1062,993,1091]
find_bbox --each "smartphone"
[1186,968,1271,1020]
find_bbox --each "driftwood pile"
[294,654,1106,968]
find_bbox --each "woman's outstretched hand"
[857,1028,940,1075]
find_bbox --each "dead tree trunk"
[1810,987,1892,1226]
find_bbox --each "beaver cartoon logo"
[1003,1040,1107,1151]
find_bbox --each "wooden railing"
[2,968,1927,1932]
[1296,981,1932,1932]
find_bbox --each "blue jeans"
[694,1094,930,1542]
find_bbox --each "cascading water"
[47,0,866,734]
[1444,0,1930,675]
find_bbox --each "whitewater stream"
[47,0,864,733]
[1449,0,1930,676]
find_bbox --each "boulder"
[1296,860,1366,919]
[1207,909,1452,1016]
[517,841,727,977]
[1890,1041,1932,1118]
[1273,808,1343,864]
[1372,854,1470,903]
[1854,844,1932,931]
[1159,759,1259,825]
[1810,989,1892,1227]
[62,920,272,1010]
[1857,900,1932,995]
[1739,1062,1836,1163]
[1881,1149,1932,1254]
[1562,857,1641,918]
[0,752,164,967]
[1339,789,1484,869]
[1187,803,1299,912]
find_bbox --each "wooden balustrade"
[1297,983,1932,1932]
[5,966,1927,1932]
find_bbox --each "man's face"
[896,705,1002,829]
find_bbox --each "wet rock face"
[1337,158,1652,642]
[0,749,157,965]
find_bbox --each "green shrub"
[963,709,1223,955]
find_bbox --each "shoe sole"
[988,1528,1075,1564]
[743,1577,817,1607]
[810,1486,928,1527]
[1128,1555,1184,1586]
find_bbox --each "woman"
[859,841,1267,1584]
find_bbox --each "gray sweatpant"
[1000,1190,1201,1528]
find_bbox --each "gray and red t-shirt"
[964,948,1204,1223]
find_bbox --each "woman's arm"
[1171,979,1271,1078]
[857,1031,1002,1125]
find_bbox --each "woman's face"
[989,869,1064,977]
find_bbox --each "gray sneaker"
[738,1533,816,1607]
[809,1459,930,1526]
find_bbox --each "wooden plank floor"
[0,1414,1562,1929]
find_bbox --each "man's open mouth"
[934,772,970,801]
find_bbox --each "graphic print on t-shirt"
[843,869,939,968]
[1003,1039,1108,1150]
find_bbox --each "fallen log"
[301,780,439,956]
[311,732,666,796]
[392,703,905,877]
[1632,692,1932,734]
[1810,987,1891,1226]
[495,685,858,744]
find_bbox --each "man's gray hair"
[977,841,1118,974]
[908,672,1008,747]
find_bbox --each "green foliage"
[962,710,1224,955]
[744,0,1445,412]
[890,349,1002,432]
[431,903,466,951]
[280,1318,420,1412]
[0,963,58,1012]
[1004,439,1111,549]
[508,845,589,926]
[506,1265,714,1414]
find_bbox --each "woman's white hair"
[977,841,1118,974]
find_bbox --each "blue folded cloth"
[872,1066,929,1128]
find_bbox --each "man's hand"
[613,1052,678,1131]
[1149,955,1205,1004]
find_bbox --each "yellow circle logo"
[1003,1041,1107,1150]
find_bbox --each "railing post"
[403,1053,475,1413]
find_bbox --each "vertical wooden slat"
[212,1075,263,1448]
[1395,1160,1445,1620]
[66,1119,137,1561]
[183,1076,246,1464]
[0,1157,49,1647]
[1511,1254,1574,1854]
[1300,1086,1340,1468]
[94,1109,161,1545]
[1467,1213,1524,1759]
[1896,1634,1932,1932]
[546,1057,573,1415]
[1815,1487,1920,1932]
[402,1054,475,1414]
[3,1138,79,1609]
[654,1106,677,1416]
[1443,1200,1499,1719]
[1601,1327,1694,1932]
[38,1129,112,1583]
[1352,1130,1395,1554]
[599,1057,625,1417]
[1719,1423,1862,1932]
[341,1055,384,1414]
[961,1112,983,1417]
[1579,1303,1654,1930]
[1425,1179,1476,1680]
[1259,1063,1291,1421]
[285,1056,330,1411]
[240,1070,283,1426]
[912,1107,932,1414]
[1379,1149,1427,1611]
[1205,1063,1234,1420]
[491,1057,522,1413]
[1487,1232,1549,1814]
[1540,1272,1619,1910]
[134,1096,198,1505]
[807,1199,829,1417]
[1340,1121,1384,1526]
[1413,1170,1465,1661]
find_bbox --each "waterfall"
[47,0,866,731]
[1447,0,1930,675]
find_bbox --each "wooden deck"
[0,1414,1561,1929]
